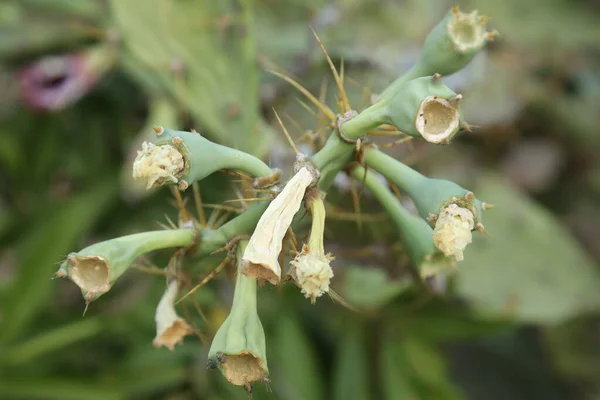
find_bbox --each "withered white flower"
[242,167,315,285]
[132,141,184,189]
[290,194,334,303]
[432,203,474,262]
[447,8,487,53]
[153,280,192,351]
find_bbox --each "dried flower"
[153,280,192,350]
[242,166,316,285]
[132,141,185,189]
[432,203,474,261]
[290,193,334,303]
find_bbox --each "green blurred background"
[0,0,599,399]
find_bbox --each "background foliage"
[1,0,599,399]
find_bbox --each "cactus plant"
[51,5,500,394]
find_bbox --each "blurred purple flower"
[18,45,114,111]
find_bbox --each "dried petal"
[432,203,475,261]
[153,281,192,351]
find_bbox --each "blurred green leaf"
[456,173,600,324]
[1,178,118,343]
[272,313,324,400]
[2,317,104,366]
[0,378,123,400]
[341,265,411,311]
[333,320,370,400]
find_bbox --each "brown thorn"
[176,256,232,304]
[164,214,178,230]
[349,176,363,233]
[294,97,331,125]
[268,70,336,121]
[170,186,190,222]
[213,211,232,229]
[475,222,487,233]
[479,15,489,24]
[272,108,300,155]
[328,289,361,313]
[309,26,351,113]
[223,197,270,203]
[380,136,414,149]
[464,191,475,201]
[192,182,207,227]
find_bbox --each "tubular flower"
[432,203,474,261]
[153,280,192,350]
[290,193,334,303]
[132,141,185,189]
[242,166,317,285]
[208,241,269,387]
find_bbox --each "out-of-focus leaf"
[2,317,104,365]
[0,378,123,400]
[379,334,418,400]
[110,0,270,155]
[456,173,600,324]
[272,313,324,400]
[340,265,411,311]
[1,178,118,343]
[333,320,370,400]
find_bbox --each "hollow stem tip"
[132,141,185,189]
[242,166,317,285]
[55,229,196,303]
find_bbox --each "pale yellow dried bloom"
[289,195,334,303]
[291,248,334,303]
[153,281,192,351]
[447,9,487,53]
[132,141,184,189]
[432,203,474,262]
[242,167,315,285]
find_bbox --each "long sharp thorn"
[268,70,336,120]
[176,256,231,304]
[273,108,300,154]
[309,26,351,112]
[192,182,207,227]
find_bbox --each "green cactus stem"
[351,166,451,277]
[363,148,484,228]
[208,240,269,388]
[55,228,196,303]
[379,7,496,101]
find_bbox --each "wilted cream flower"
[153,280,192,351]
[242,167,316,285]
[132,141,184,189]
[290,194,334,303]
[447,8,487,53]
[432,203,474,262]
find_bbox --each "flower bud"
[55,229,196,303]
[289,194,334,303]
[432,204,474,261]
[153,280,192,350]
[208,241,269,387]
[242,166,316,285]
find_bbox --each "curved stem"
[363,148,426,193]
